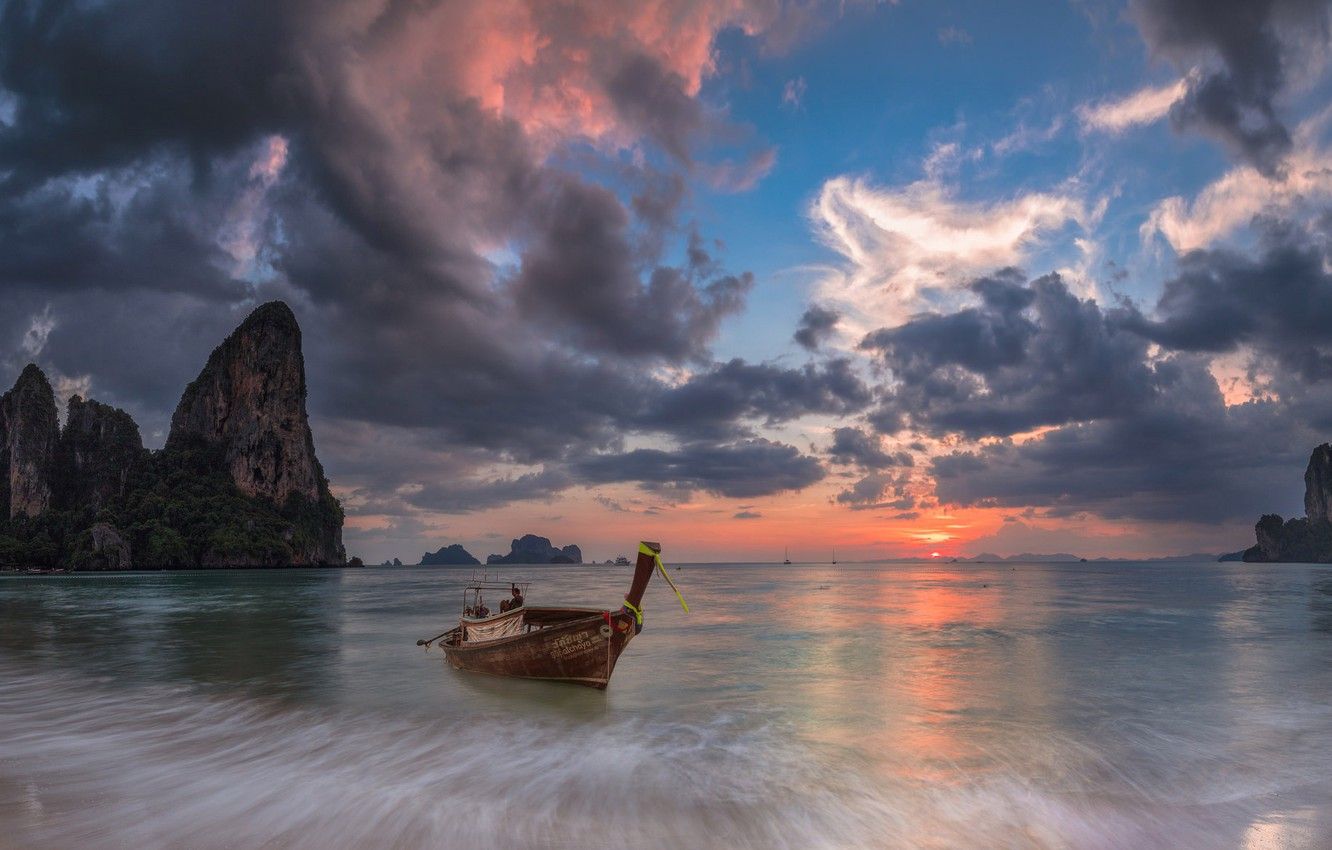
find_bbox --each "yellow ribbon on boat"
[622,598,643,625]
[638,542,689,613]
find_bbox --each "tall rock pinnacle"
[166,301,343,565]
[1304,443,1332,524]
[0,364,60,519]
[167,301,325,506]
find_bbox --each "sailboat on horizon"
[832,546,837,564]
[783,546,791,565]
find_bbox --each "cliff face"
[1245,444,1332,563]
[58,396,144,511]
[1305,444,1332,524]
[1251,514,1285,561]
[167,302,343,564]
[169,302,323,506]
[487,534,583,564]
[0,365,59,519]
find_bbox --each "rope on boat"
[622,598,643,625]
[639,542,689,613]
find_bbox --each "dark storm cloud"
[301,292,654,464]
[313,422,578,515]
[606,53,703,163]
[1124,223,1332,381]
[793,305,840,351]
[512,176,752,362]
[310,344,861,511]
[862,271,1154,438]
[641,358,871,440]
[603,46,777,191]
[0,0,847,521]
[0,0,294,186]
[826,426,911,469]
[629,170,688,258]
[908,227,1332,523]
[0,155,251,301]
[857,237,1331,524]
[405,468,576,514]
[931,356,1311,522]
[341,229,1332,521]
[833,470,914,510]
[573,439,825,499]
[1129,0,1331,174]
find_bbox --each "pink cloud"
[347,0,808,154]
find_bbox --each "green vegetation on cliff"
[0,301,345,570]
[0,435,343,569]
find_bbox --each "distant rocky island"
[0,302,344,570]
[487,534,582,564]
[409,536,587,565]
[1243,444,1332,563]
[411,535,583,565]
[419,544,479,565]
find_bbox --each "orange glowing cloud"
[340,0,799,154]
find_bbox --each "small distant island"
[1242,443,1332,562]
[487,534,582,564]
[407,534,585,566]
[0,302,344,570]
[419,544,479,566]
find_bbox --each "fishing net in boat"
[463,611,525,643]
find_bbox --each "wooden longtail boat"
[417,541,686,689]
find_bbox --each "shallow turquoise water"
[2,562,1330,848]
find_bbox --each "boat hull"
[440,607,636,689]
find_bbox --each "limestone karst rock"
[1245,444,1332,562]
[1304,443,1332,524]
[58,395,144,511]
[168,301,343,564]
[169,302,324,505]
[420,544,481,566]
[1250,514,1286,562]
[0,364,59,519]
[487,534,584,564]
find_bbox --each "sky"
[2,0,1332,563]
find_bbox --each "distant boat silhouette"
[832,546,837,564]
[783,546,791,565]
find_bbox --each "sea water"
[1,562,1330,849]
